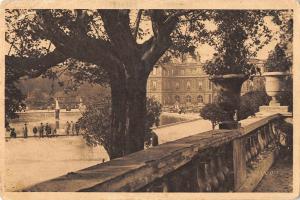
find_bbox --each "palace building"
[147,57,266,108]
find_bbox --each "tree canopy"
[5,9,291,157]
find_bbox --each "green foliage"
[238,90,271,120]
[265,44,292,72]
[200,103,230,129]
[5,82,26,127]
[275,76,293,112]
[5,9,288,122]
[200,90,272,128]
[5,63,26,127]
[78,97,162,153]
[202,10,276,76]
[276,91,293,112]
[145,97,162,129]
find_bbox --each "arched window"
[175,95,180,102]
[197,95,203,103]
[198,81,203,90]
[181,69,185,75]
[175,82,180,90]
[152,81,157,90]
[186,81,191,90]
[153,67,157,75]
[186,95,192,103]
[164,96,168,104]
[208,80,212,90]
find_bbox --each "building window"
[153,67,157,75]
[175,82,180,90]
[208,80,212,90]
[181,69,185,76]
[197,95,203,103]
[198,81,203,90]
[165,96,169,104]
[186,95,192,103]
[186,81,191,90]
[175,95,180,103]
[208,94,212,103]
[152,81,157,90]
[171,69,174,76]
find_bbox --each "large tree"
[5,9,284,158]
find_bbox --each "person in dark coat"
[75,122,80,136]
[39,123,44,138]
[70,121,75,135]
[10,128,17,138]
[52,128,57,136]
[65,121,70,135]
[45,123,51,137]
[23,123,28,138]
[151,131,159,146]
[33,126,38,137]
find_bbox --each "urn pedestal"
[258,72,289,115]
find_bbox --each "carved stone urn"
[209,74,248,129]
[263,72,289,106]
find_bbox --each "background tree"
[265,44,292,72]
[200,103,230,130]
[5,9,284,158]
[202,10,275,76]
[78,96,162,159]
[201,90,271,129]
[238,90,271,120]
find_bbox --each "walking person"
[52,128,57,136]
[10,128,17,138]
[75,122,80,136]
[48,125,52,137]
[45,123,51,137]
[23,123,28,138]
[33,126,38,137]
[39,123,44,138]
[45,123,49,137]
[151,131,159,147]
[65,121,70,135]
[70,121,75,135]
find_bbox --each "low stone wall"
[22,113,291,192]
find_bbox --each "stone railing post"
[232,136,247,191]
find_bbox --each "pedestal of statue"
[219,121,241,130]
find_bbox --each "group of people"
[9,123,29,138]
[65,121,80,135]
[9,121,81,138]
[32,123,57,138]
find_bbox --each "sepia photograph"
[1,1,299,199]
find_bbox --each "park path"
[154,118,212,144]
[4,117,212,192]
[254,153,293,192]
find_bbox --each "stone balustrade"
[22,113,292,192]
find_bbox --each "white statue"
[78,97,86,111]
[55,98,60,110]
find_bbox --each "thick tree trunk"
[108,64,148,159]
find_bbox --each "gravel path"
[254,153,293,192]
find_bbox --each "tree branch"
[133,10,143,41]
[6,48,68,79]
[35,10,123,74]
[163,10,194,25]
[141,10,181,74]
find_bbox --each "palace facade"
[147,58,266,107]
